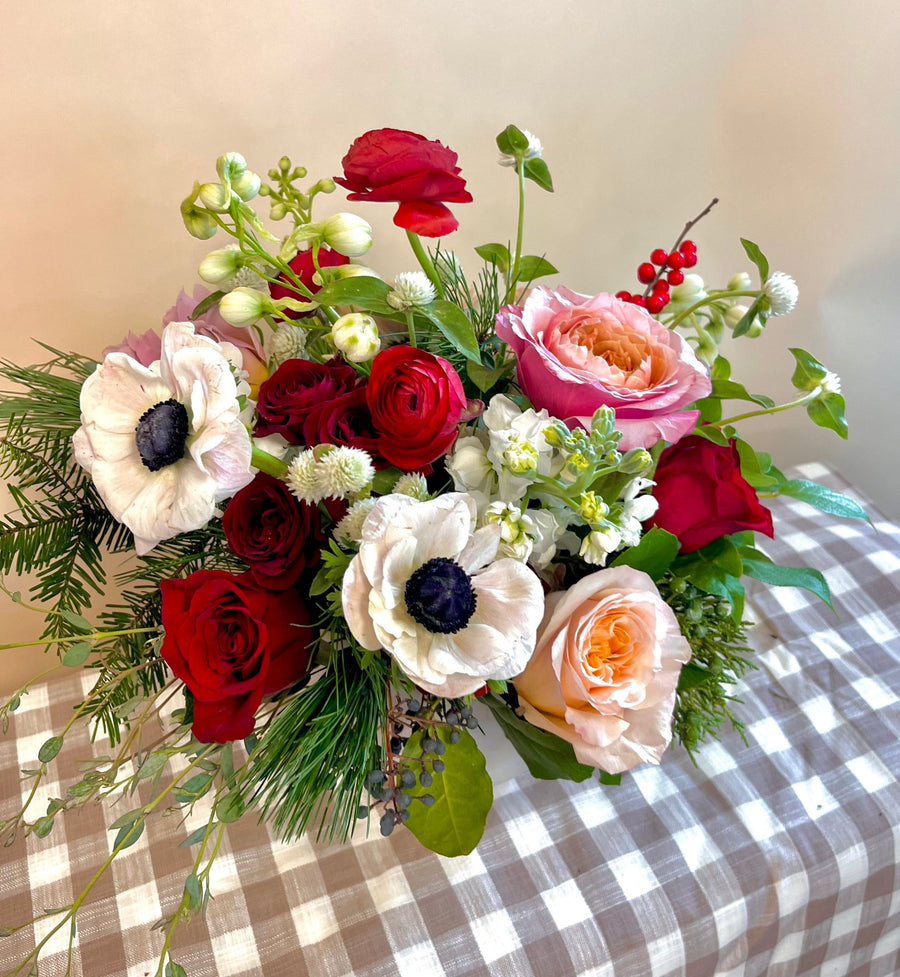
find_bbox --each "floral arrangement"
[0,125,866,976]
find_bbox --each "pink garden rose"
[514,566,692,774]
[495,287,711,449]
[105,286,268,392]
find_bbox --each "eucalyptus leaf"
[114,818,145,851]
[740,238,770,283]
[62,641,92,667]
[184,873,202,911]
[108,809,144,831]
[180,824,213,848]
[59,610,92,633]
[216,791,245,824]
[32,815,55,839]
[402,726,493,856]
[137,752,168,782]
[38,737,63,764]
[166,963,188,977]
[610,527,679,581]
[480,696,594,783]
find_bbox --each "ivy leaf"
[807,392,849,439]
[789,347,828,391]
[514,255,558,283]
[480,695,594,782]
[740,238,769,284]
[419,300,481,363]
[402,726,493,857]
[775,478,870,522]
[738,545,832,608]
[523,157,553,192]
[475,242,511,273]
[611,527,679,581]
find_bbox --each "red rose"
[223,473,324,589]
[255,358,358,444]
[651,436,774,553]
[160,570,313,743]
[366,345,466,470]
[302,386,387,466]
[269,247,350,319]
[335,128,473,237]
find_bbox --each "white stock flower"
[483,394,559,502]
[341,493,545,697]
[72,322,253,555]
[386,271,436,310]
[616,478,659,548]
[579,527,622,566]
[445,432,496,510]
[484,502,534,562]
[763,272,799,316]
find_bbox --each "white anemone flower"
[72,321,253,555]
[341,493,545,698]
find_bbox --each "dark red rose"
[223,473,324,589]
[255,358,358,444]
[366,345,466,470]
[335,128,473,237]
[160,570,313,743]
[651,436,774,553]
[302,386,386,465]
[269,247,350,319]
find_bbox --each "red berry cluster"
[616,240,698,314]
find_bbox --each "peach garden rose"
[514,565,693,774]
[495,286,711,449]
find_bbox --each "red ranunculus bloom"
[268,247,350,318]
[302,386,387,466]
[651,436,774,553]
[335,128,473,237]
[223,472,324,589]
[160,570,313,743]
[366,345,466,470]
[254,358,358,444]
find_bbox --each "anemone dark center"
[404,557,477,634]
[134,399,189,472]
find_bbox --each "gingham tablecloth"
[2,463,899,977]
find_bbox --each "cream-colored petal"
[80,355,169,435]
[457,523,501,573]
[341,556,381,650]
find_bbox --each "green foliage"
[523,157,553,192]
[771,476,869,522]
[402,725,493,856]
[737,545,832,609]
[610,527,679,581]
[475,242,511,273]
[419,299,481,363]
[481,694,594,782]
[740,238,769,284]
[237,651,387,844]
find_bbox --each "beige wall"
[1,0,897,692]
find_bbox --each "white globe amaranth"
[335,497,378,545]
[763,272,799,316]
[318,446,376,497]
[386,271,436,311]
[267,322,308,368]
[285,450,325,504]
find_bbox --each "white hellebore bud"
[331,313,381,364]
[218,287,273,326]
[670,273,707,305]
[763,272,799,316]
[728,272,753,292]
[322,213,373,257]
[198,182,232,213]
[231,168,261,202]
[198,247,242,285]
[386,271,436,311]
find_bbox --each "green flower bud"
[725,304,751,330]
[278,156,292,173]
[314,177,337,194]
[322,213,373,257]
[313,263,382,286]
[231,169,261,202]
[270,202,288,221]
[198,247,242,285]
[727,272,752,292]
[181,203,217,240]
[218,287,274,326]
[590,405,617,439]
[618,448,652,474]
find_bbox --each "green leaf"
[62,641,92,667]
[172,773,213,804]
[807,392,848,439]
[690,425,731,447]
[59,610,92,633]
[190,290,225,320]
[776,478,869,522]
[33,815,55,838]
[731,296,764,339]
[108,809,144,831]
[474,242,511,273]
[610,527,679,581]
[695,397,723,424]
[38,736,63,763]
[137,752,168,782]
[711,355,731,381]
[734,439,779,490]
[678,662,717,691]
[114,818,145,851]
[514,255,558,283]
[739,546,832,608]
[180,824,212,848]
[183,873,202,911]
[523,157,553,192]
[312,276,395,315]
[466,360,508,393]
[166,963,188,977]
[216,791,245,824]
[740,238,769,284]
[219,742,235,788]
[419,300,481,363]
[710,379,774,408]
[789,347,828,391]
[496,124,529,154]
[480,695,594,782]
[8,695,21,712]
[402,726,493,856]
[598,771,621,786]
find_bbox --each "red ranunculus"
[160,570,313,743]
[268,247,350,318]
[223,472,324,589]
[302,386,387,466]
[651,436,774,553]
[254,358,358,444]
[335,128,473,237]
[366,345,466,470]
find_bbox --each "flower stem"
[505,162,527,305]
[714,389,819,428]
[404,311,418,348]
[406,231,445,299]
[664,290,760,330]
[251,444,289,478]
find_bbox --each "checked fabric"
[1,463,899,977]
